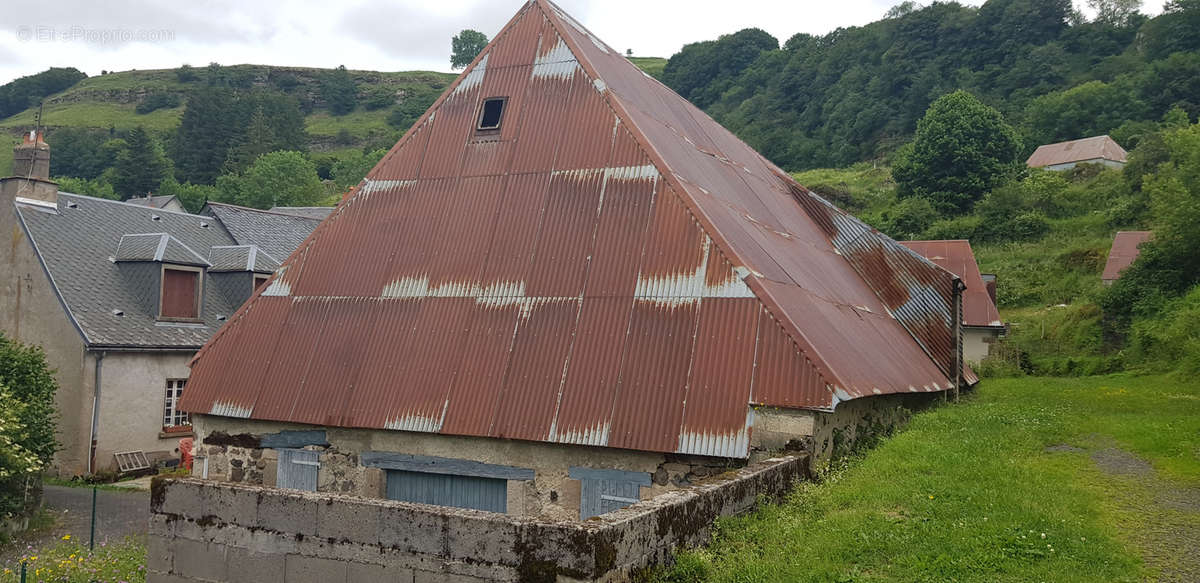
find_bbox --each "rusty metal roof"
[1026,135,1128,168]
[901,240,1002,328]
[1102,231,1152,282]
[179,0,966,459]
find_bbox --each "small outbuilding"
[1026,135,1128,170]
[1102,231,1153,285]
[901,240,1005,363]
[179,0,975,522]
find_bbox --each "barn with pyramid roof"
[179,0,971,521]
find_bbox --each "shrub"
[0,334,58,519]
[175,64,199,83]
[134,93,182,115]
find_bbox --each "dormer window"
[477,97,506,131]
[160,265,202,321]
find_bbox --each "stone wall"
[148,455,809,583]
[191,416,741,522]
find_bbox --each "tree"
[222,105,276,174]
[0,67,86,119]
[111,127,172,199]
[1088,0,1142,25]
[892,90,1022,213]
[174,88,239,184]
[0,333,58,469]
[1101,121,1200,326]
[218,151,324,209]
[321,65,358,116]
[451,30,489,69]
[48,128,121,180]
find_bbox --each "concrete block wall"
[148,455,809,583]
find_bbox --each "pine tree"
[322,65,357,116]
[222,105,275,174]
[111,127,172,199]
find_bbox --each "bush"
[176,64,199,83]
[0,334,58,519]
[134,93,182,115]
[362,87,396,111]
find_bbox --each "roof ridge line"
[61,192,207,219]
[205,201,325,221]
[536,0,848,395]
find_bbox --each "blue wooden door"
[385,470,507,513]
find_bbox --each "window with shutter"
[160,267,200,320]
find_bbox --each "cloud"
[340,0,517,65]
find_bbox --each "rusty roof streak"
[180,0,966,459]
[901,240,1003,328]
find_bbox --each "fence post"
[19,561,26,583]
[89,486,96,551]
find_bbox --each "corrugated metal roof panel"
[901,240,1004,328]
[182,0,967,459]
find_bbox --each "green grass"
[658,375,1200,582]
[0,102,184,132]
[628,57,668,79]
[0,133,15,175]
[1,537,145,582]
[305,110,395,138]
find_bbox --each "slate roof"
[126,194,181,209]
[14,193,318,349]
[1026,135,1128,168]
[268,206,334,220]
[1102,231,1152,281]
[208,245,281,273]
[202,203,324,260]
[181,0,971,459]
[115,233,211,266]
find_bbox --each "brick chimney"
[2,130,58,205]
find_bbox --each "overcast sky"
[0,0,1160,85]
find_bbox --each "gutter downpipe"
[88,351,105,475]
[953,280,965,403]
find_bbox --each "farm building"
[901,240,1004,363]
[1026,135,1128,170]
[0,132,326,476]
[179,0,974,522]
[1102,231,1153,285]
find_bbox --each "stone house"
[1026,135,1128,170]
[901,240,1005,363]
[0,132,326,476]
[179,0,975,522]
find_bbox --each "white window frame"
[164,378,190,428]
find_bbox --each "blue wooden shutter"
[276,449,319,492]
[385,469,507,513]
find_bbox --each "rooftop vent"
[111,309,124,317]
[66,201,78,209]
[199,221,210,228]
[151,215,162,221]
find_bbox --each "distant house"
[901,240,1005,363]
[179,0,975,523]
[1026,135,1128,170]
[1102,231,1153,285]
[127,194,186,213]
[0,132,328,476]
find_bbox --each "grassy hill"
[627,57,667,79]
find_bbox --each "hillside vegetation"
[661,0,1200,170]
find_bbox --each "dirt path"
[0,486,149,564]
[1089,447,1200,582]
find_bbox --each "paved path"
[0,486,150,563]
[42,485,150,544]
